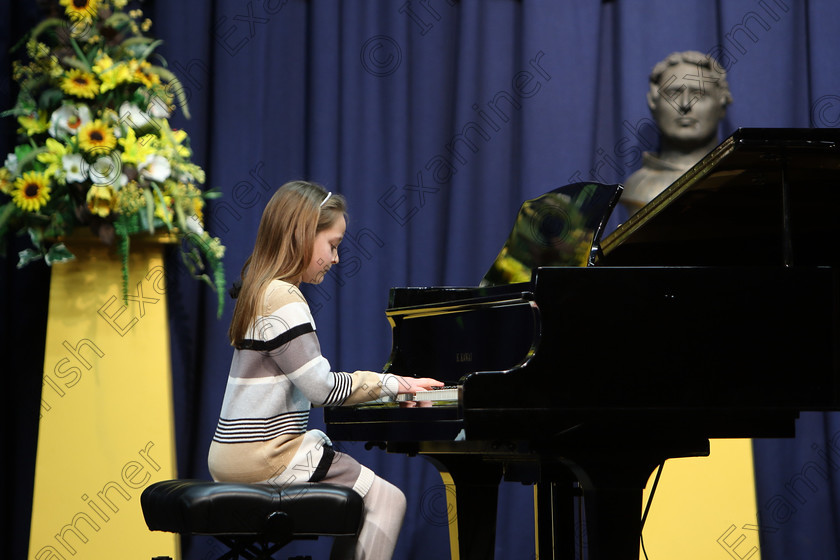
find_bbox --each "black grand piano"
[324,128,840,559]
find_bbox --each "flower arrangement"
[0,0,226,315]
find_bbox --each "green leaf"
[202,189,223,200]
[113,216,134,305]
[29,17,67,44]
[0,203,19,235]
[60,58,92,73]
[68,37,93,72]
[131,38,164,61]
[17,248,43,268]
[38,88,66,110]
[150,182,172,230]
[45,242,75,265]
[148,65,190,119]
[174,199,187,231]
[121,36,157,49]
[16,146,49,173]
[103,12,131,29]
[142,187,155,234]
[14,144,34,161]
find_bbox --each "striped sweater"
[208,280,399,489]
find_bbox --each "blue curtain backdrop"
[3,0,840,558]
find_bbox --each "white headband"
[320,192,332,207]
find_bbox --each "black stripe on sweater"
[239,322,314,351]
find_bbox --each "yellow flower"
[26,39,50,60]
[12,171,51,212]
[117,128,156,165]
[176,183,206,222]
[94,56,132,93]
[78,119,117,153]
[37,138,71,179]
[86,185,116,217]
[191,197,205,222]
[59,0,100,20]
[92,54,114,73]
[159,127,191,159]
[0,168,13,195]
[17,110,50,136]
[60,69,100,99]
[154,193,173,222]
[130,60,160,88]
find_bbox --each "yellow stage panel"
[29,241,179,560]
[641,438,760,560]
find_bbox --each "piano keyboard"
[395,386,460,403]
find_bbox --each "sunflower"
[60,69,100,99]
[129,60,161,88]
[78,119,117,153]
[59,0,100,21]
[11,171,51,212]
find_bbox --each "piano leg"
[558,439,710,560]
[422,455,503,560]
[579,482,645,560]
[534,473,580,560]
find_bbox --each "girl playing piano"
[208,180,442,560]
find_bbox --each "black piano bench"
[140,479,364,560]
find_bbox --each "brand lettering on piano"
[456,352,472,363]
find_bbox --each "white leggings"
[331,475,407,560]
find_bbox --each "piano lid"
[596,127,840,267]
[481,182,623,286]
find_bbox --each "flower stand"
[28,236,179,560]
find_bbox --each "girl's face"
[302,215,346,284]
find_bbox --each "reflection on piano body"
[325,128,840,560]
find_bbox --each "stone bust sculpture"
[621,51,733,215]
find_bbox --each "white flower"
[62,154,87,183]
[118,101,155,130]
[90,154,122,186]
[185,214,205,235]
[145,93,172,118]
[176,170,195,183]
[4,153,18,174]
[49,104,92,138]
[138,154,171,183]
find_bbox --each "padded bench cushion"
[141,480,364,538]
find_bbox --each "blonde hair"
[228,180,346,346]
